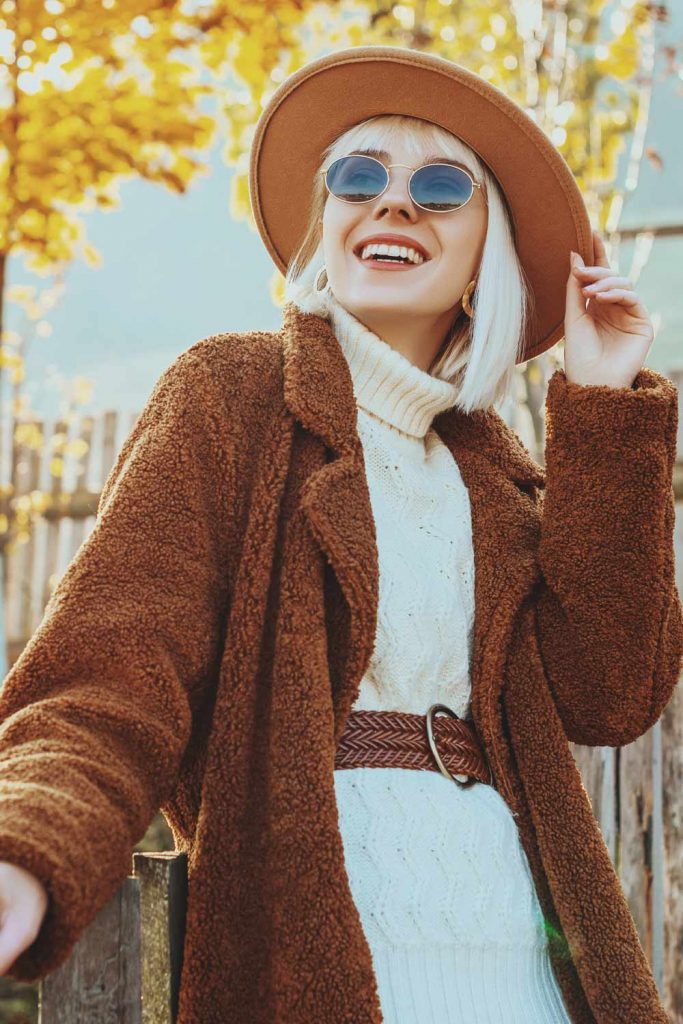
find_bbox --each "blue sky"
[9,11,683,423]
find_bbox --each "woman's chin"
[340,296,421,320]
[342,277,428,308]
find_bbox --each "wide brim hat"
[249,45,594,363]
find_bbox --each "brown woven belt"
[334,703,494,788]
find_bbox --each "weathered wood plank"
[40,875,141,1023]
[572,743,618,863]
[620,729,654,960]
[134,851,188,1024]
[39,852,188,1023]
[41,417,68,613]
[662,495,683,1020]
[651,718,664,993]
[68,412,96,554]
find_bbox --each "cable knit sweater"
[322,295,573,1023]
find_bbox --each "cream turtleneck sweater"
[316,294,572,1024]
[327,296,475,719]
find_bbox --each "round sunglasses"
[320,154,485,213]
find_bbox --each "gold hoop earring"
[462,280,476,318]
[314,264,331,294]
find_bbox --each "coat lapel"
[280,300,547,792]
[432,403,546,806]
[281,302,380,741]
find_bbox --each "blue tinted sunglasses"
[321,154,486,213]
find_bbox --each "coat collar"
[281,301,546,487]
[280,301,546,777]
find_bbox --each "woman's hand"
[564,228,654,388]
[0,861,48,975]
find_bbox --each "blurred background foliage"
[0,0,680,1019]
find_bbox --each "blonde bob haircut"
[283,114,536,414]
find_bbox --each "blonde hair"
[283,114,535,413]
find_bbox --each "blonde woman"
[0,46,679,1024]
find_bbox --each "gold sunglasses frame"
[320,154,486,213]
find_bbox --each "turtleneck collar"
[325,294,459,439]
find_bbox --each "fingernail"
[570,250,584,268]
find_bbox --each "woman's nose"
[374,169,418,217]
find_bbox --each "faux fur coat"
[0,300,681,1023]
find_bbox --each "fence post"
[39,850,187,1024]
[663,364,683,1020]
[135,851,188,1024]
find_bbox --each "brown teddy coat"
[0,300,681,1023]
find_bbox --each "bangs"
[322,115,484,182]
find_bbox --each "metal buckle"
[425,703,480,788]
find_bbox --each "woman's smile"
[353,250,430,272]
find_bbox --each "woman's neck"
[333,304,453,373]
[326,295,460,438]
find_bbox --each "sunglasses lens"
[411,164,474,211]
[325,156,387,202]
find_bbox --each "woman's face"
[320,136,488,353]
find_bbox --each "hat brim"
[249,45,593,363]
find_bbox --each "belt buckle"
[425,703,483,788]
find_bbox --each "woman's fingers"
[572,264,609,276]
[573,260,643,306]
[0,909,37,975]
[0,862,48,975]
[575,267,633,286]
[591,229,612,268]
[581,275,634,293]
[590,289,642,306]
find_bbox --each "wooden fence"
[1,368,682,1022]
[39,851,188,1024]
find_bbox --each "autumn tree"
[0,0,322,675]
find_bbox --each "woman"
[0,46,680,1024]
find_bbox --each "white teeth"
[359,242,425,265]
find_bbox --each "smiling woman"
[284,113,535,413]
[280,108,575,1024]
[0,42,676,1024]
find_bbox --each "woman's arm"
[534,366,683,747]
[0,339,232,981]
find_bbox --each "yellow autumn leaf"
[270,270,286,308]
[82,243,103,267]
[229,171,252,222]
[50,432,68,450]
[14,423,44,449]
[70,377,94,405]
[28,490,52,513]
[0,349,23,368]
[63,437,90,458]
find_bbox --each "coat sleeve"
[534,365,683,748]
[0,341,231,981]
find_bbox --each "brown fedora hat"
[249,44,594,363]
